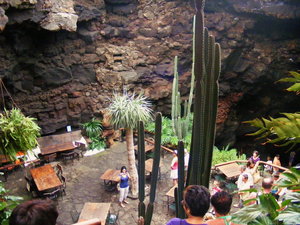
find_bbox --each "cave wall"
[0,0,299,151]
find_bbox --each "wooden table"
[78,202,111,224]
[145,158,162,179]
[100,169,120,192]
[166,185,177,198]
[166,185,177,211]
[40,142,76,155]
[30,164,62,191]
[215,162,241,178]
[134,144,154,152]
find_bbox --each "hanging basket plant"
[0,108,40,160]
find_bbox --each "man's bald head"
[262,177,273,190]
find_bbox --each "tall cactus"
[138,113,162,225]
[176,141,185,218]
[186,0,221,187]
[171,15,196,141]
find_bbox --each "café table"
[166,185,177,211]
[145,158,162,180]
[40,142,76,155]
[30,164,62,192]
[78,202,111,225]
[100,169,120,192]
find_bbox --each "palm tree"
[107,92,152,196]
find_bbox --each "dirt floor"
[4,141,241,225]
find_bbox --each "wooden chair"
[42,188,61,200]
[55,163,63,178]
[61,151,80,163]
[43,153,57,163]
[60,174,66,195]
[24,175,41,197]
[106,211,119,225]
[74,142,86,158]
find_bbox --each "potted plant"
[0,108,40,160]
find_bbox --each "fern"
[212,145,246,166]
[244,113,300,150]
[278,71,300,94]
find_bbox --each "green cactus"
[186,0,221,187]
[171,15,196,142]
[176,141,185,218]
[138,121,146,218]
[138,113,162,225]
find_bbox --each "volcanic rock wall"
[0,0,299,149]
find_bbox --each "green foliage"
[277,167,300,191]
[278,71,300,94]
[82,118,102,138]
[108,92,152,130]
[244,113,300,150]
[245,72,300,151]
[232,168,300,225]
[145,116,192,148]
[232,192,300,225]
[212,145,246,166]
[88,137,106,150]
[0,108,40,160]
[0,180,23,225]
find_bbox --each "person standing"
[170,150,179,186]
[250,151,260,164]
[118,166,131,208]
[184,148,190,181]
[273,154,281,172]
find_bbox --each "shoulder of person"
[166,218,183,225]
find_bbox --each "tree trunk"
[126,128,138,196]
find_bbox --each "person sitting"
[236,165,253,189]
[207,191,238,225]
[166,185,210,225]
[9,199,58,225]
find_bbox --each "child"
[211,180,222,195]
[264,156,273,174]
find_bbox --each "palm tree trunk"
[126,128,138,196]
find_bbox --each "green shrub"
[89,137,106,150]
[0,179,23,225]
[145,116,192,148]
[212,145,246,166]
[82,118,103,139]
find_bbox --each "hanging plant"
[0,108,40,160]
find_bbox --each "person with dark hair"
[118,166,131,208]
[207,191,238,225]
[9,199,58,225]
[250,151,260,164]
[166,185,210,225]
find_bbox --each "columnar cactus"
[138,113,162,225]
[186,0,221,187]
[171,15,196,141]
